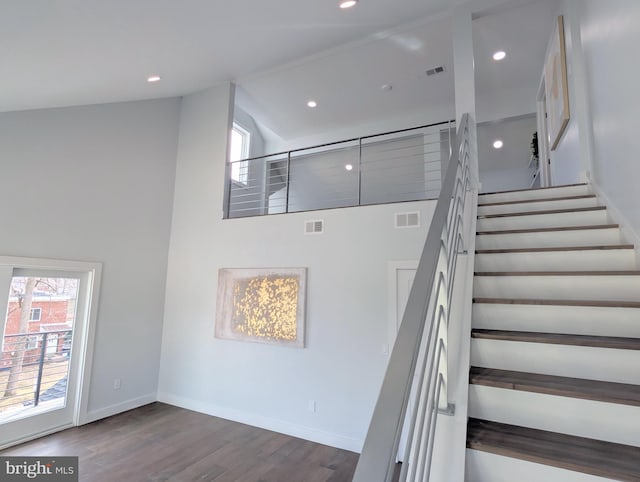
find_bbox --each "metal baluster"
[34,332,48,407]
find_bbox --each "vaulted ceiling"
[1,0,559,141]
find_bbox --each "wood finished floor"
[0,403,359,482]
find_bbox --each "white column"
[453,6,479,189]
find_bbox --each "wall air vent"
[304,219,324,234]
[426,65,446,77]
[395,211,420,229]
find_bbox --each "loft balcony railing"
[0,329,71,422]
[224,120,455,218]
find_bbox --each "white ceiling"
[477,114,537,170]
[0,0,457,113]
[473,0,559,115]
[237,14,456,141]
[1,0,559,141]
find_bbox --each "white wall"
[578,0,640,240]
[0,99,181,418]
[265,107,455,155]
[158,82,437,451]
[477,115,537,193]
[546,0,590,185]
[476,86,537,124]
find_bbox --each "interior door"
[0,260,99,449]
[388,261,418,462]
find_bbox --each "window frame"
[230,123,251,185]
[29,307,42,322]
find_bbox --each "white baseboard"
[157,391,363,453]
[82,393,157,425]
[0,423,74,451]
[589,179,640,264]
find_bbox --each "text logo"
[1,457,78,481]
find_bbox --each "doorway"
[388,260,418,462]
[0,257,101,449]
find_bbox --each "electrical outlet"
[308,400,316,413]
[113,378,121,390]
[381,344,389,355]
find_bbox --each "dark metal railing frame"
[224,120,455,218]
[1,329,72,409]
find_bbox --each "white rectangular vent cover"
[305,219,324,234]
[395,211,420,228]
[426,65,446,76]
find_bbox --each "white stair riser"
[479,185,592,204]
[471,339,640,385]
[475,229,623,250]
[469,385,640,447]
[473,276,640,302]
[475,250,637,271]
[466,449,617,482]
[477,210,610,231]
[472,304,640,338]
[478,197,600,216]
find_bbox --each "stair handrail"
[353,113,471,482]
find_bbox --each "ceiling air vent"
[304,219,324,235]
[426,65,446,77]
[395,211,420,229]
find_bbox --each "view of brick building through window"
[1,277,79,420]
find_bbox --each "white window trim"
[29,307,42,322]
[0,256,102,427]
[230,122,251,185]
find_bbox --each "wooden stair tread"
[475,270,640,276]
[478,183,588,196]
[471,329,640,350]
[478,194,596,207]
[470,366,640,406]
[478,206,606,219]
[466,418,640,481]
[473,298,640,308]
[476,244,634,254]
[477,224,619,235]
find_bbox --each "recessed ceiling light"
[307,100,317,108]
[493,140,504,149]
[345,164,354,171]
[147,75,162,83]
[493,51,506,61]
[339,0,358,8]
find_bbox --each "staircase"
[465,183,640,481]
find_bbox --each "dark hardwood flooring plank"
[471,329,640,350]
[476,224,619,235]
[467,418,640,481]
[0,403,358,482]
[475,270,640,276]
[476,244,634,254]
[478,194,596,207]
[477,206,606,219]
[470,366,640,406]
[473,298,640,308]
[478,183,588,196]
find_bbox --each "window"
[230,123,250,184]
[30,307,42,321]
[26,335,39,350]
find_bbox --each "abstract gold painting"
[215,268,306,347]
